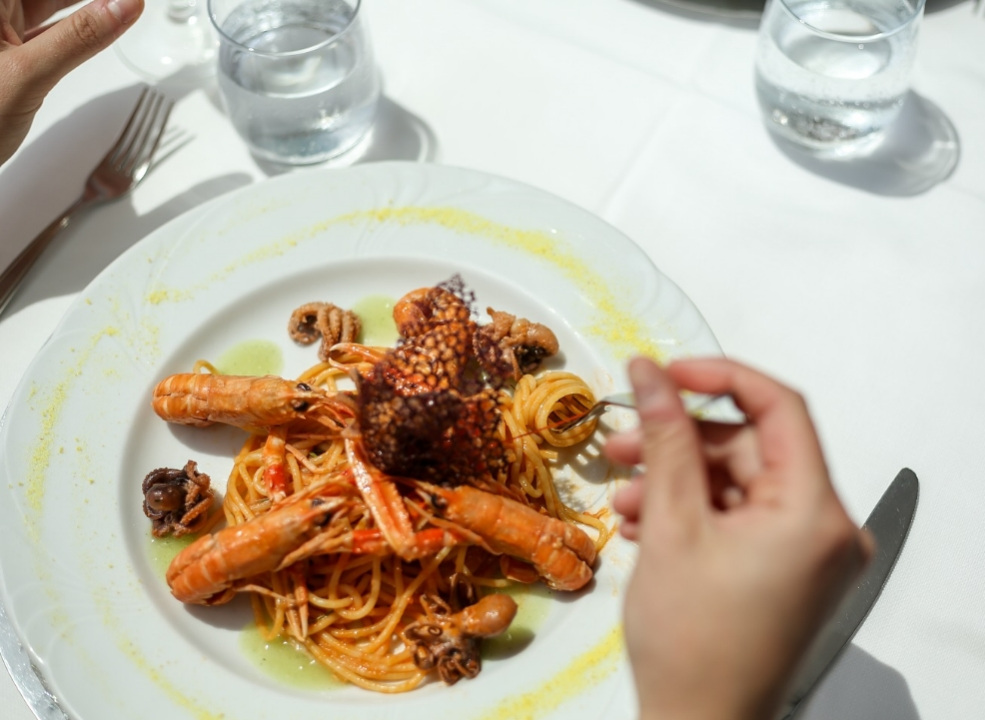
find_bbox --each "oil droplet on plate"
[352,295,397,346]
[215,340,284,376]
[147,533,197,577]
[483,584,554,659]
[240,624,343,689]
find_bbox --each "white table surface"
[2,0,983,718]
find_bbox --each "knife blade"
[778,467,919,720]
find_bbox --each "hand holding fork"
[0,87,174,317]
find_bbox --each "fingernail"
[105,0,143,24]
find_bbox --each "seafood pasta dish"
[144,277,610,692]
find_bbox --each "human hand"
[605,356,873,720]
[0,0,144,167]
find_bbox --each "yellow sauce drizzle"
[475,624,624,720]
[144,204,663,361]
[335,206,663,361]
[109,634,224,720]
[25,326,120,526]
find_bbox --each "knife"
[778,467,919,719]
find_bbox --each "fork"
[554,392,743,432]
[0,87,174,317]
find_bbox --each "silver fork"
[555,392,744,432]
[0,87,174,317]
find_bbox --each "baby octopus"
[476,308,560,381]
[142,460,215,537]
[402,593,518,684]
[287,302,362,362]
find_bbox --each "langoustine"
[152,373,332,430]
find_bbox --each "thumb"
[19,0,144,94]
[630,356,707,523]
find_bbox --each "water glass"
[754,0,925,155]
[209,0,380,165]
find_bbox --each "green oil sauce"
[353,295,398,346]
[483,584,554,659]
[215,339,284,376]
[240,624,343,690]
[147,533,198,577]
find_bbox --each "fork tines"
[111,87,175,175]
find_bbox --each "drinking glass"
[754,0,925,155]
[208,0,381,165]
[115,0,218,81]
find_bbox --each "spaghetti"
[153,279,612,692]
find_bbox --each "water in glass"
[217,0,379,164]
[755,0,923,153]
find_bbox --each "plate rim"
[0,160,722,720]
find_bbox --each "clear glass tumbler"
[209,0,381,165]
[754,0,925,155]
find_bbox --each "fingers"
[628,357,707,524]
[810,520,876,633]
[666,358,826,483]
[602,426,642,466]
[700,423,762,493]
[612,473,643,540]
[608,427,749,530]
[603,428,643,538]
[606,355,832,539]
[13,0,144,95]
[23,0,94,30]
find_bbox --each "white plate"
[0,162,722,720]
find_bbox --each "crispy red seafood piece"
[358,278,507,486]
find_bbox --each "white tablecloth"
[2,0,983,718]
